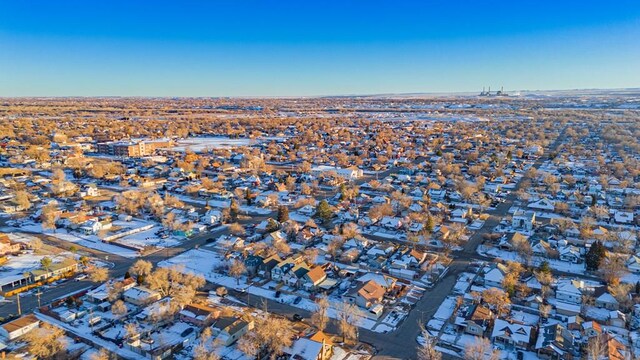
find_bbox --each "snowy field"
[164,137,255,152]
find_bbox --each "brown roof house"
[462,305,494,336]
[179,303,220,327]
[0,314,40,340]
[301,266,328,292]
[344,280,386,319]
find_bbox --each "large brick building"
[96,139,171,157]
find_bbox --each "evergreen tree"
[538,261,551,274]
[585,241,606,271]
[230,199,239,221]
[339,184,347,201]
[316,200,333,223]
[425,216,435,233]
[245,188,253,206]
[277,206,289,222]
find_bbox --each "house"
[555,280,583,304]
[512,210,536,231]
[179,303,220,327]
[298,205,316,217]
[535,324,577,360]
[379,216,403,230]
[259,254,282,279]
[491,319,532,349]
[283,265,310,288]
[311,166,363,180]
[614,211,634,224]
[558,245,582,263]
[608,310,626,328]
[271,256,307,282]
[345,280,385,309]
[626,254,640,273]
[123,286,161,306]
[82,184,99,197]
[355,273,396,291]
[428,188,446,201]
[301,266,328,291]
[401,249,427,267]
[201,209,222,225]
[80,219,103,235]
[581,321,603,339]
[211,316,254,346]
[285,334,332,360]
[502,232,528,251]
[463,304,493,336]
[594,288,619,310]
[0,234,21,255]
[528,198,555,212]
[0,314,40,340]
[531,240,553,258]
[483,264,507,288]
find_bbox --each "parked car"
[292,314,303,322]
[293,296,302,305]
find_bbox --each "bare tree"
[599,255,625,285]
[336,302,361,344]
[125,323,140,340]
[417,325,442,360]
[311,297,330,331]
[129,259,153,277]
[89,349,110,360]
[228,259,247,285]
[41,202,59,232]
[228,222,246,236]
[464,336,500,360]
[481,288,511,316]
[238,315,294,360]
[586,333,607,360]
[14,190,31,210]
[111,300,127,318]
[89,267,110,282]
[24,323,67,359]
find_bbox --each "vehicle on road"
[75,274,88,281]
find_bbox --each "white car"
[75,274,88,281]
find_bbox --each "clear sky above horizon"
[1,1,639,96]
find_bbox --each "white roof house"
[528,198,555,211]
[491,319,532,348]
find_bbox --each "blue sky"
[1,1,639,96]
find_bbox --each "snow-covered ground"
[479,246,586,275]
[2,218,187,258]
[159,248,391,332]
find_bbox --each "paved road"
[0,214,271,318]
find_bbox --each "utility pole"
[16,294,21,316]
[35,290,42,308]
